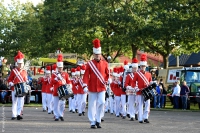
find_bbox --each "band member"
[71,68,78,113]
[120,61,130,119]
[44,66,53,114]
[38,69,48,112]
[8,51,28,120]
[77,65,87,116]
[132,54,152,123]
[125,58,139,121]
[83,38,110,128]
[51,54,72,121]
[111,68,121,117]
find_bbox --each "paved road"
[0,106,200,133]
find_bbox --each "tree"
[136,0,200,68]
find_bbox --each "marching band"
[7,38,154,128]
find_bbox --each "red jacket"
[51,72,71,96]
[83,59,109,92]
[119,76,126,95]
[44,77,53,94]
[132,70,152,95]
[38,76,47,93]
[71,78,78,95]
[111,81,121,96]
[77,78,85,94]
[7,68,28,91]
[125,73,136,88]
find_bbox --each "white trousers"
[105,98,109,112]
[77,93,87,113]
[53,96,66,119]
[137,95,150,121]
[128,95,137,118]
[120,95,126,117]
[68,97,72,111]
[42,93,47,110]
[115,96,121,116]
[12,91,23,117]
[72,94,78,112]
[46,93,53,113]
[113,96,116,114]
[88,91,105,125]
[109,97,114,113]
[21,96,25,113]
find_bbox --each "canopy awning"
[39,58,77,65]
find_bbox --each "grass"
[0,97,199,111]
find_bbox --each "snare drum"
[126,89,136,95]
[14,83,29,97]
[57,85,73,99]
[141,86,157,101]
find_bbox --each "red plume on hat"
[16,51,24,63]
[57,54,63,62]
[132,58,138,68]
[52,64,57,71]
[71,68,76,72]
[93,38,101,48]
[116,67,120,77]
[45,66,51,74]
[56,54,63,67]
[76,66,81,75]
[92,38,101,54]
[112,67,117,77]
[71,68,76,76]
[81,65,86,70]
[140,54,147,66]
[123,60,129,70]
[81,65,86,74]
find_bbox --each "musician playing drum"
[8,51,28,120]
[125,58,139,121]
[132,54,152,123]
[51,54,72,121]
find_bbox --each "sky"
[2,0,43,6]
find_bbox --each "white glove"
[126,86,132,90]
[83,87,88,93]
[135,87,140,92]
[108,78,112,84]
[150,81,154,85]
[57,74,62,79]
[9,82,14,87]
[50,87,54,91]
[118,81,121,85]
[54,77,58,81]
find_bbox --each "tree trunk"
[131,44,138,59]
[163,54,169,69]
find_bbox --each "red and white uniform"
[125,72,138,119]
[44,75,53,114]
[83,59,109,125]
[51,54,72,120]
[71,77,78,112]
[133,70,152,121]
[119,75,126,117]
[8,51,27,118]
[38,76,48,111]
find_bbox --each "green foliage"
[0,0,199,67]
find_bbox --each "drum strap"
[55,73,66,84]
[137,71,149,86]
[78,78,84,88]
[88,60,106,86]
[129,73,134,80]
[13,68,24,83]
